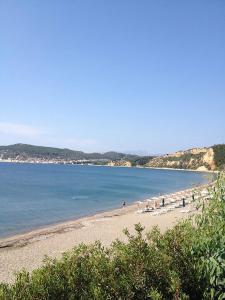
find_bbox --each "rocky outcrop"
[107,160,132,167]
[145,147,216,171]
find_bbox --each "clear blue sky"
[0,0,225,154]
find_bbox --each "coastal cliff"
[108,145,225,171]
[107,160,132,167]
[145,147,216,171]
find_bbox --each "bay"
[0,163,211,238]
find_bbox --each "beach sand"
[0,197,198,284]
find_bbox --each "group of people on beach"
[121,180,213,213]
[141,186,207,214]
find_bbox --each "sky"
[0,0,225,154]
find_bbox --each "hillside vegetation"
[212,144,225,170]
[108,156,155,167]
[0,144,138,162]
[1,174,225,299]
[108,145,225,170]
[145,147,217,171]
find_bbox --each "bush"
[0,174,225,299]
[213,144,225,170]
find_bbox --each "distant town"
[0,157,109,165]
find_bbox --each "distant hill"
[107,156,155,167]
[0,143,140,162]
[1,143,224,170]
[107,145,225,171]
[145,144,225,171]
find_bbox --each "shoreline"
[0,160,218,173]
[102,164,218,174]
[0,179,212,248]
[0,165,215,242]
[0,203,137,249]
[0,181,213,284]
[143,166,218,173]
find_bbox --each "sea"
[0,163,212,238]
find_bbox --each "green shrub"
[213,144,225,170]
[0,174,225,299]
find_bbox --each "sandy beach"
[0,181,211,284]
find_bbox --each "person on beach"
[155,201,160,209]
[182,198,186,207]
[192,194,194,201]
[162,198,165,207]
[145,203,150,212]
[122,201,126,208]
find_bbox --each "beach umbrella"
[201,190,208,196]
[177,192,183,196]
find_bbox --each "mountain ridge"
[0,143,224,170]
[0,143,140,162]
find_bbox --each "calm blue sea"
[0,163,211,238]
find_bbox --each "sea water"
[0,163,212,238]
